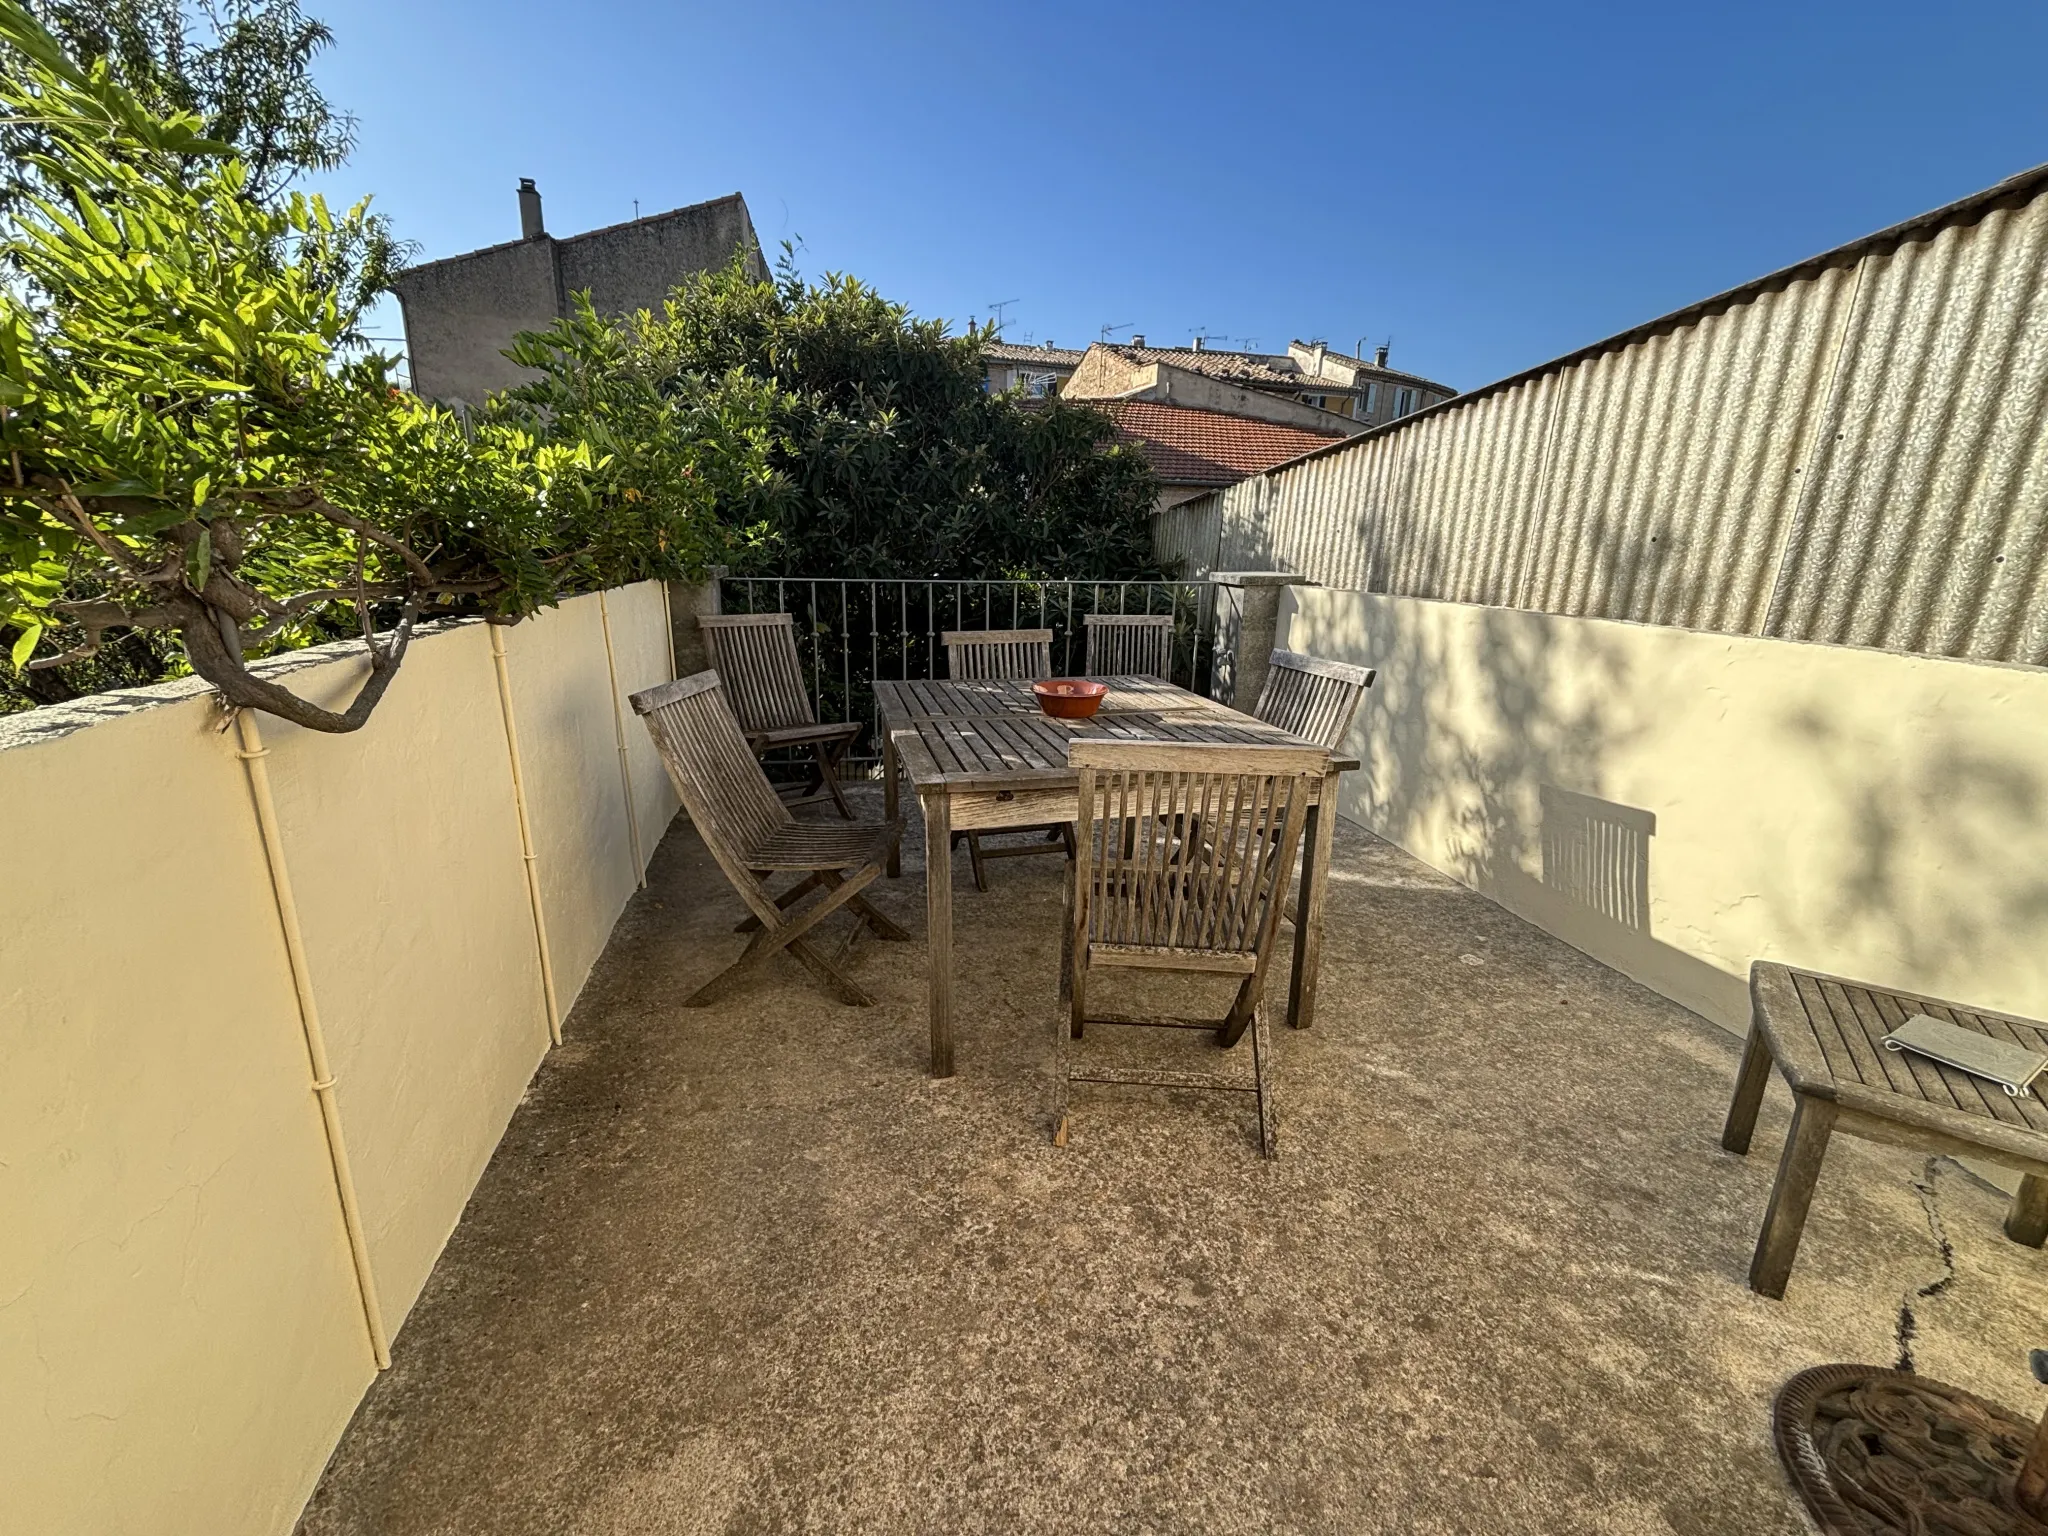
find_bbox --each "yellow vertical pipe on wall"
[232,708,393,1371]
[488,623,563,1046]
[598,590,647,888]
[660,578,678,680]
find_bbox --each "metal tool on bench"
[1884,1013,2048,1098]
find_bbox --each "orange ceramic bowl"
[1032,679,1109,719]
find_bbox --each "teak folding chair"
[1250,650,1374,934]
[1055,739,1328,1158]
[698,612,862,819]
[1252,649,1376,749]
[1083,612,1174,681]
[631,671,908,1007]
[942,627,1053,681]
[938,628,1071,890]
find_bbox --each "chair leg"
[1069,951,1089,1041]
[1748,1092,1837,1299]
[964,832,990,892]
[847,892,912,942]
[688,865,881,1008]
[1218,971,1259,1048]
[1250,1002,1277,1160]
[1058,867,1075,1007]
[835,910,872,965]
[814,739,855,820]
[685,925,777,1006]
[783,937,876,1006]
[1721,1020,1775,1154]
[2006,1174,2048,1249]
[736,871,826,933]
[1051,996,1072,1147]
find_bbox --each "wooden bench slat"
[1824,982,1900,1093]
[1797,975,1867,1090]
[1836,984,1928,1100]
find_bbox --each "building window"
[1302,393,1326,410]
[1394,387,1416,417]
[1020,369,1058,398]
[1360,383,1379,419]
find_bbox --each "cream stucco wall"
[1279,587,2048,1034]
[0,583,681,1536]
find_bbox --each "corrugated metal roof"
[1154,162,2048,668]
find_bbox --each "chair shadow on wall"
[1540,785,1655,932]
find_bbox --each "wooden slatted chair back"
[697,613,817,732]
[943,628,1054,680]
[630,671,791,876]
[1253,650,1376,749]
[1083,613,1174,681]
[1070,740,1324,967]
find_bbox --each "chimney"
[517,178,545,240]
[1310,341,1327,372]
[1130,333,1145,348]
[1374,344,1390,367]
[1192,335,1206,351]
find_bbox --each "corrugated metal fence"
[1154,165,2048,667]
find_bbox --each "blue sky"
[310,0,2048,394]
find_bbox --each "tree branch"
[289,490,440,589]
[176,587,423,733]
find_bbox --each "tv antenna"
[1100,321,1134,342]
[986,299,1020,334]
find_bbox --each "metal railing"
[717,577,1217,773]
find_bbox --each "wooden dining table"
[877,676,1357,1077]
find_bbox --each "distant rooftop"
[1097,399,1347,488]
[987,338,1452,398]
[1115,342,1449,396]
[396,190,758,279]
[984,342,1087,365]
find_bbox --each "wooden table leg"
[883,729,901,878]
[921,787,954,1077]
[1721,1019,1775,1154]
[2006,1174,2048,1249]
[1286,769,1339,1030]
[1749,1092,1837,1299]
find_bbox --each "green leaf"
[10,623,42,670]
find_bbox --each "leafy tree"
[0,2,754,730]
[4,0,405,332]
[0,0,406,713]
[522,252,1163,581]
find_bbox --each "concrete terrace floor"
[299,789,2048,1536]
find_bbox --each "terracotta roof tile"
[1096,401,1348,489]
[984,343,1087,365]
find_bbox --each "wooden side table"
[1723,961,2048,1299]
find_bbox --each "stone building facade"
[392,182,766,408]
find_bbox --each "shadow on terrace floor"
[300,789,2048,1536]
